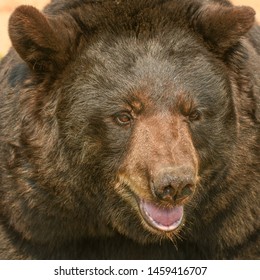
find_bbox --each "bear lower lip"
[139,200,183,232]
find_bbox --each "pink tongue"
[140,200,183,231]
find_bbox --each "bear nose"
[151,167,196,203]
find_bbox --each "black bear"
[0,0,259,259]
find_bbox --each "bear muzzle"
[117,113,198,233]
[138,166,196,232]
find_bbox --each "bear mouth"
[139,199,184,232]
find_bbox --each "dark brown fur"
[0,0,259,259]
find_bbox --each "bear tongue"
[140,200,183,232]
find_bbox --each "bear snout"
[151,166,196,204]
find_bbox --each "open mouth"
[139,199,184,232]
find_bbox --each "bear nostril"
[162,185,176,198]
[153,184,177,201]
[180,184,194,198]
[154,183,181,202]
[153,179,195,203]
[173,184,195,203]
[157,183,194,202]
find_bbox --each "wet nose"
[151,167,196,203]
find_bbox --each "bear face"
[55,35,237,243]
[0,0,259,259]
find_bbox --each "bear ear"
[192,4,255,53]
[9,5,75,73]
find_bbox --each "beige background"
[0,0,260,55]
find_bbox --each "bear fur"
[0,0,259,259]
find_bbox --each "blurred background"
[0,0,260,56]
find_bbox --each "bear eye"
[188,109,202,122]
[114,112,133,126]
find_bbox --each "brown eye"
[189,110,202,122]
[114,112,132,126]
